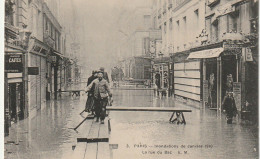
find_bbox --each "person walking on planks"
[85,70,98,113]
[86,70,112,124]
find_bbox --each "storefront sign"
[203,80,208,102]
[5,54,23,73]
[245,48,253,61]
[28,67,39,75]
[51,56,57,63]
[233,82,241,111]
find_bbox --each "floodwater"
[4,89,258,159]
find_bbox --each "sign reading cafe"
[5,54,23,73]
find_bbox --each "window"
[144,15,151,29]
[194,9,199,36]
[45,17,48,31]
[211,18,219,42]
[227,14,238,32]
[169,18,173,30]
[164,22,167,34]
[183,16,187,44]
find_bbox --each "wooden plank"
[84,143,98,159]
[77,119,93,142]
[61,89,84,92]
[98,118,109,142]
[86,121,101,143]
[71,142,87,159]
[106,107,192,112]
[96,142,110,159]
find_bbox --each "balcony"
[207,0,220,8]
[43,31,55,48]
[5,22,19,39]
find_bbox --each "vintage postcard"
[3,0,259,159]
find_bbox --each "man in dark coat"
[85,70,98,113]
[222,91,237,124]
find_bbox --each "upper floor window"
[211,17,219,42]
[164,22,167,34]
[169,18,173,30]
[227,14,238,33]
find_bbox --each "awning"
[187,48,224,59]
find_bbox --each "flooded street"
[110,89,258,159]
[5,89,258,159]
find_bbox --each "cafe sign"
[5,54,23,73]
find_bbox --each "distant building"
[118,5,162,80]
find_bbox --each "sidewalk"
[4,95,88,159]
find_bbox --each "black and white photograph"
[2,0,259,158]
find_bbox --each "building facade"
[152,0,205,96]
[153,0,258,119]
[4,0,77,135]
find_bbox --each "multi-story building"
[152,0,205,95]
[187,0,258,116]
[5,0,30,135]
[42,1,63,100]
[4,0,73,135]
[154,0,258,118]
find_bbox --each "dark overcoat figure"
[222,92,237,124]
[85,71,97,113]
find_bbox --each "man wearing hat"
[100,67,110,83]
[86,70,112,124]
[85,70,98,113]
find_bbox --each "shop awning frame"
[187,48,224,59]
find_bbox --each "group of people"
[85,67,112,124]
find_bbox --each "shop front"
[188,42,244,111]
[5,53,25,123]
[152,57,171,96]
[171,51,202,102]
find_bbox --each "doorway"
[206,59,217,108]
[221,55,237,100]
[8,82,24,122]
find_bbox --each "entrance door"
[9,83,17,122]
[155,73,161,89]
[206,59,217,108]
[221,55,237,99]
[8,82,24,122]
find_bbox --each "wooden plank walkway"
[73,117,111,159]
[106,106,192,112]
[107,106,192,125]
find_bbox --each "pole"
[4,72,9,136]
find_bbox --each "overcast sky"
[68,0,153,72]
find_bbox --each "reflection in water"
[4,89,258,159]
